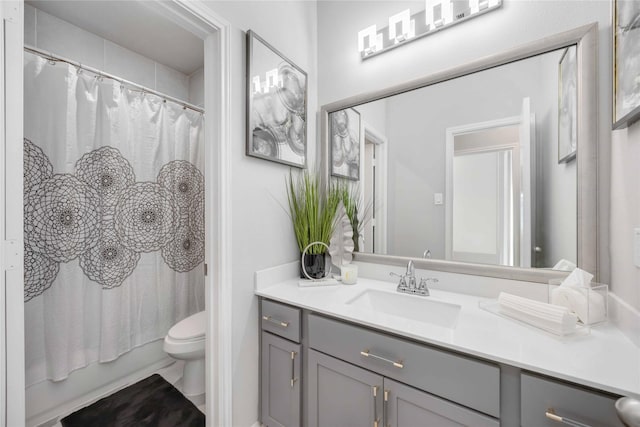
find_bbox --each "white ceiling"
[27,1,204,75]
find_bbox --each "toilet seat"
[168,311,206,341]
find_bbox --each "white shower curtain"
[23,52,205,385]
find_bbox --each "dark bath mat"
[60,374,205,427]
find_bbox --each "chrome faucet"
[389,261,438,297]
[406,260,417,290]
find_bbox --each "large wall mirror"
[320,24,598,283]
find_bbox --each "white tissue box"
[548,279,608,326]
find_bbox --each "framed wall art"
[330,108,361,180]
[558,46,577,163]
[246,30,308,167]
[613,0,640,129]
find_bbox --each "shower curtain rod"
[24,45,205,115]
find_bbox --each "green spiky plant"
[286,171,340,255]
[337,182,372,252]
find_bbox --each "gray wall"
[200,3,318,426]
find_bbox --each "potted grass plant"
[337,183,372,253]
[286,171,340,279]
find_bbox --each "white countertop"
[256,276,640,399]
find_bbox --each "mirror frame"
[320,23,599,284]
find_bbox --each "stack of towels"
[498,292,578,335]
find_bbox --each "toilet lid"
[168,311,206,341]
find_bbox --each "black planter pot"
[300,252,326,279]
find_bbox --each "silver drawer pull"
[360,349,404,369]
[290,351,297,387]
[384,390,390,427]
[372,386,380,427]
[545,409,592,427]
[262,315,289,328]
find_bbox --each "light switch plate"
[434,193,444,205]
[635,228,640,268]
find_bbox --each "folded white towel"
[498,292,578,335]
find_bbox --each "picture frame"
[246,30,308,168]
[330,108,361,180]
[613,0,640,129]
[558,46,577,164]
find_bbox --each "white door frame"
[170,4,232,426]
[363,121,388,254]
[445,115,530,266]
[1,2,25,426]
[1,1,233,426]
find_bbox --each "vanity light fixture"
[388,9,415,44]
[357,24,383,56]
[358,0,502,59]
[426,0,451,29]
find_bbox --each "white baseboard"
[250,422,262,427]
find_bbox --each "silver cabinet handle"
[545,409,592,427]
[360,349,404,369]
[262,315,289,328]
[372,386,380,427]
[290,351,297,387]
[384,389,390,427]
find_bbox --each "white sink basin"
[346,289,461,328]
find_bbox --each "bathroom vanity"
[256,271,639,427]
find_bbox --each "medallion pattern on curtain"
[24,140,205,300]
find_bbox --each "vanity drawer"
[261,299,301,343]
[308,314,500,418]
[521,372,623,427]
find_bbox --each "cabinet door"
[262,332,302,427]
[308,349,384,427]
[384,378,499,427]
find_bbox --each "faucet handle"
[389,272,404,279]
[417,278,431,296]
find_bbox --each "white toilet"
[164,310,206,396]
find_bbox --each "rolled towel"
[498,292,578,335]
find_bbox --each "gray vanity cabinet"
[261,332,302,427]
[260,300,303,427]
[308,349,500,427]
[308,349,383,427]
[259,298,623,427]
[384,378,499,427]
[520,373,623,427]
